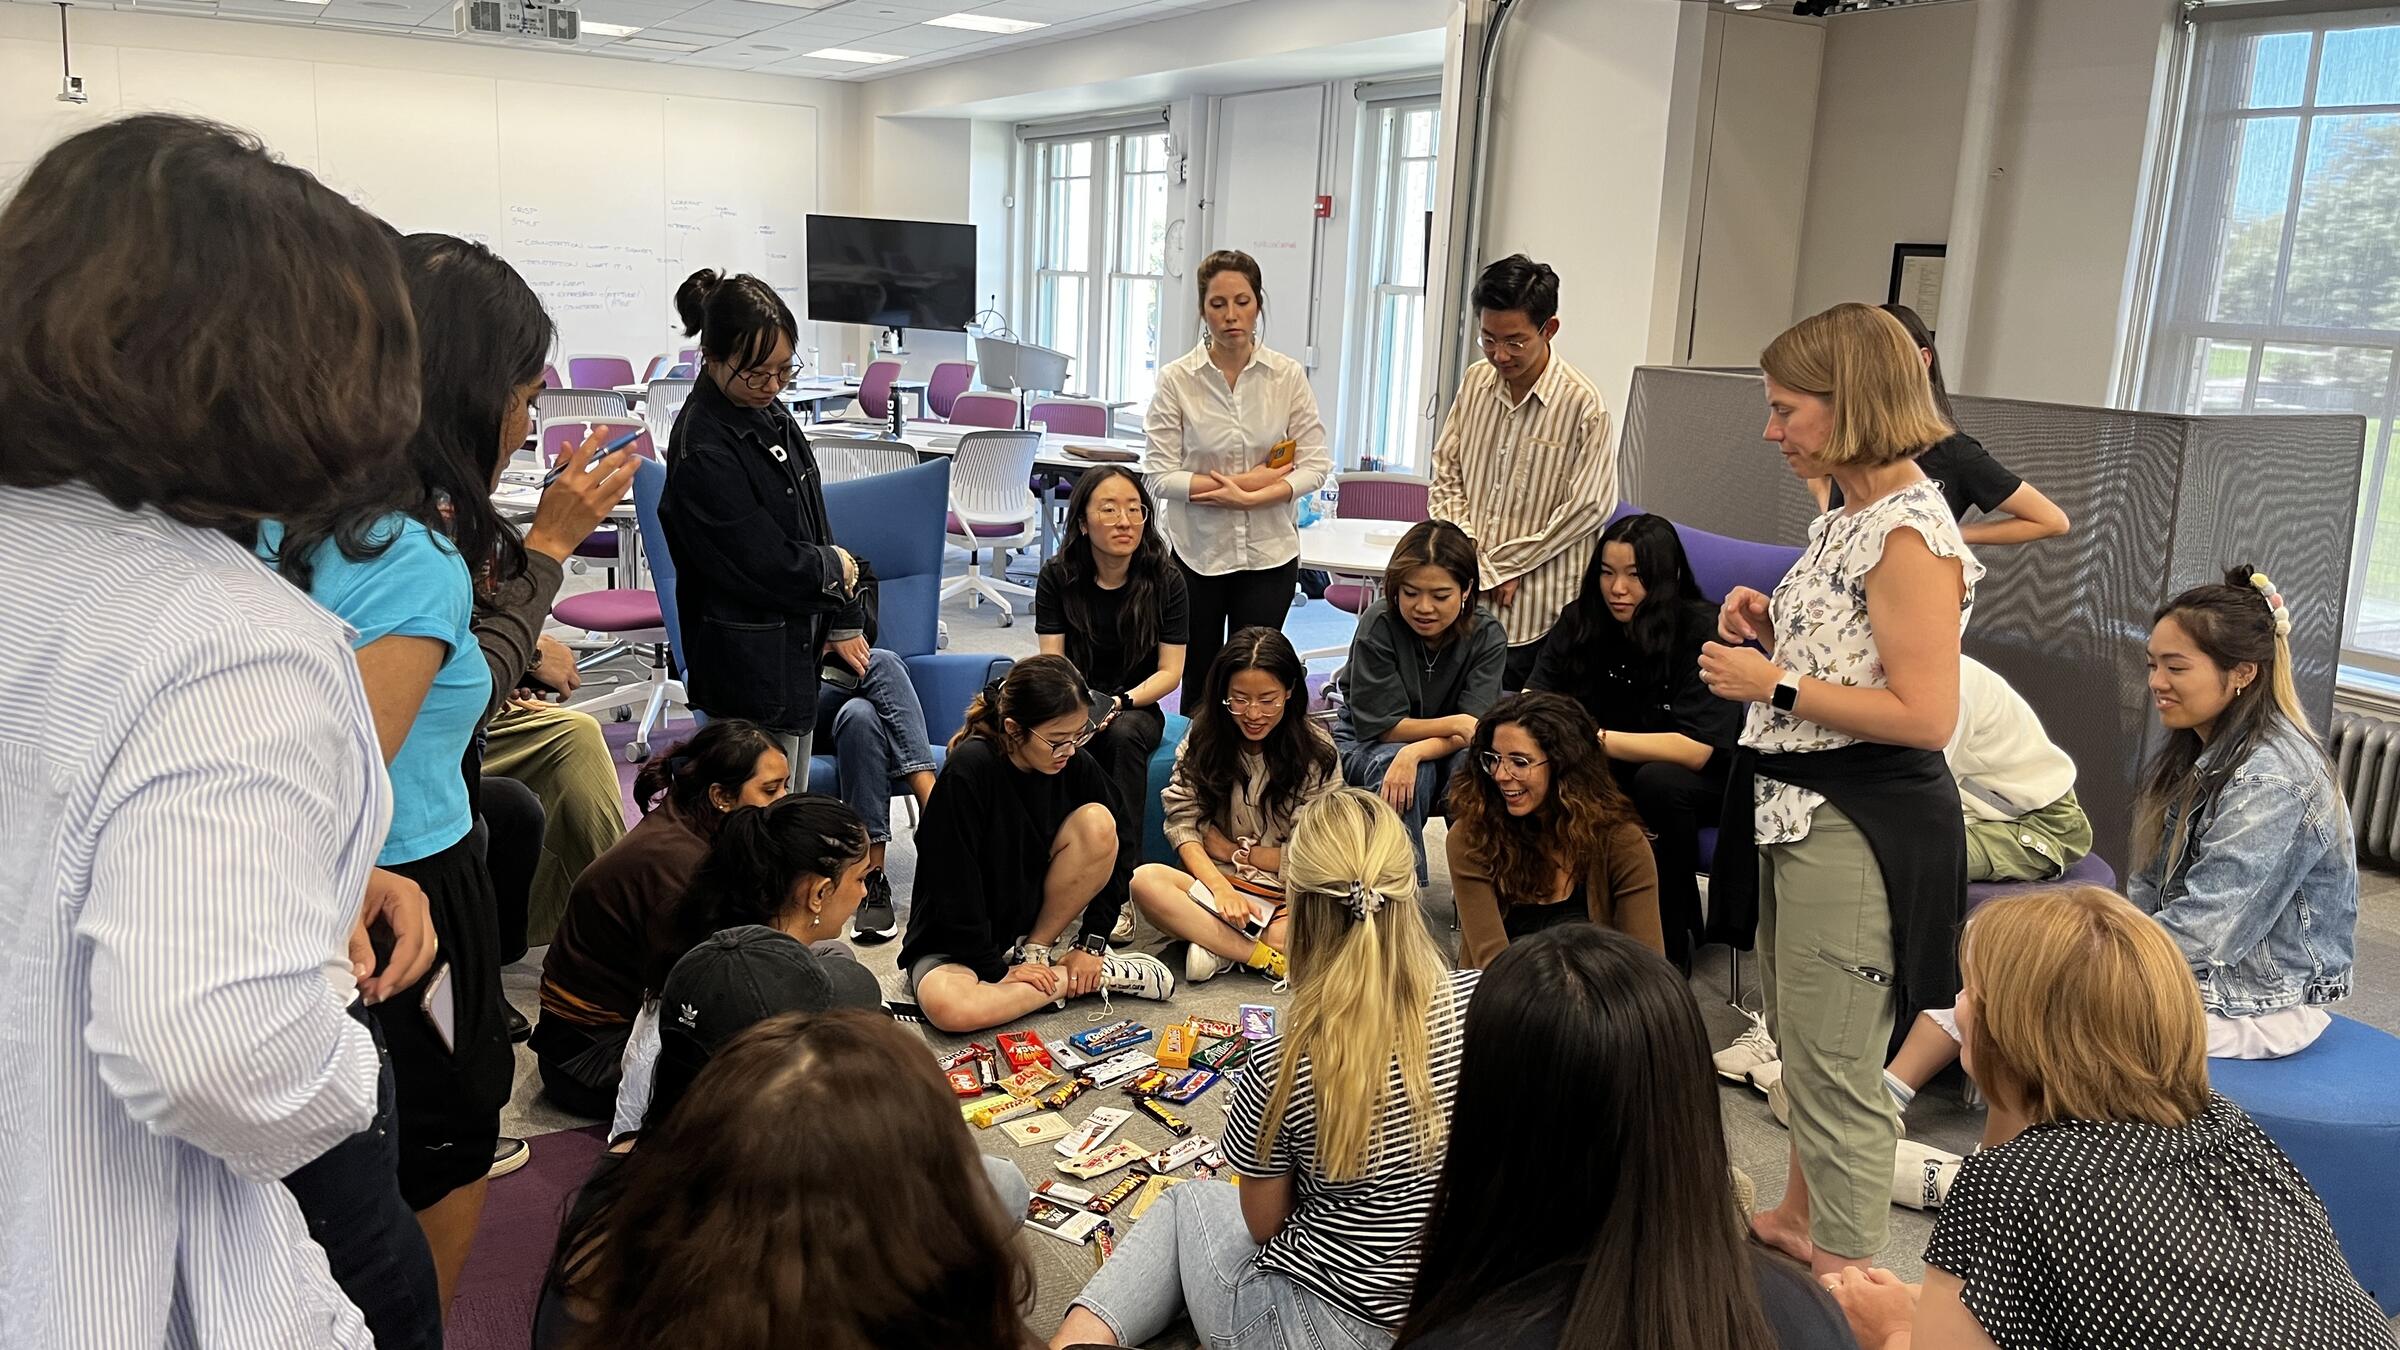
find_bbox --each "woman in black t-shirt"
[1528,513,1739,967]
[1815,304,2069,548]
[1397,924,1857,1350]
[1035,465,1189,865]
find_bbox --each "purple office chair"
[541,363,562,389]
[949,391,1020,429]
[1322,473,1430,614]
[926,361,976,420]
[1026,398,1110,438]
[858,359,904,421]
[567,355,638,390]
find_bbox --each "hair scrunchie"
[2249,571,2294,638]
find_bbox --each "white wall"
[1684,12,1824,366]
[1479,0,1690,433]
[0,5,857,370]
[1790,3,1975,324]
[1964,0,2176,405]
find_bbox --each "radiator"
[2333,709,2400,861]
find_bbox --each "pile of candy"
[936,1007,1283,1251]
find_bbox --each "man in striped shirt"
[1428,255,1619,689]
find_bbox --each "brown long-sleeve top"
[1447,818,1664,969]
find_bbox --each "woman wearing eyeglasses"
[898,654,1176,1034]
[1129,628,1339,985]
[659,268,862,772]
[1446,692,1662,970]
[1036,466,1187,872]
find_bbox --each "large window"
[1351,98,1442,471]
[1027,127,1171,409]
[2142,11,2400,670]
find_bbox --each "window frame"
[1344,94,1442,472]
[1019,122,1173,411]
[2140,5,2400,676]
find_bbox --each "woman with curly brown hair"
[1446,692,1663,968]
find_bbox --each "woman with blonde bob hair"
[1701,302,1983,1274]
[1053,788,1474,1348]
[1825,886,2387,1350]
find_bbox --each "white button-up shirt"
[1145,342,1332,576]
[1,484,382,1350]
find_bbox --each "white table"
[1292,518,1411,662]
[810,421,1150,562]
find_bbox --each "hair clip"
[2249,572,2294,638]
[1340,881,1385,922]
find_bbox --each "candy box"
[997,1030,1056,1073]
[1238,1004,1277,1040]
[1189,1017,1239,1041]
[1068,1020,1152,1056]
[1155,1020,1200,1070]
[1155,1069,1218,1105]
[1026,1194,1108,1244]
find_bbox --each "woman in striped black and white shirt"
[1052,788,1474,1348]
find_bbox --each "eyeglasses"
[1223,693,1287,715]
[1477,334,1536,355]
[1090,504,1147,524]
[1030,726,1098,757]
[733,362,801,392]
[1477,751,1549,778]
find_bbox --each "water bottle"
[887,384,905,439]
[806,345,820,375]
[1319,475,1340,520]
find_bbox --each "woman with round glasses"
[1036,465,1187,871]
[660,268,861,772]
[1128,628,1339,985]
[1446,691,1663,968]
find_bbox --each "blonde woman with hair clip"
[1052,788,1473,1349]
[2131,565,2357,1059]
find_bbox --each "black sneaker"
[504,1005,532,1044]
[852,869,897,945]
[487,1137,530,1180]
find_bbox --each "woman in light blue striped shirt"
[0,115,437,1349]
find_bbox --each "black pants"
[1085,703,1165,866]
[1502,635,1548,693]
[476,775,545,966]
[377,834,515,1211]
[282,1003,442,1350]
[1615,757,1730,972]
[530,1014,632,1120]
[1177,557,1299,712]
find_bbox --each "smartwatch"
[1771,672,1801,712]
[1078,932,1109,957]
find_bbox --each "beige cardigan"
[1160,727,1340,862]
[1447,818,1664,970]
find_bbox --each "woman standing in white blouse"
[1147,249,1333,712]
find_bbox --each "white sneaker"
[1767,1073,1790,1128]
[1891,1140,1964,1210]
[1184,943,1223,986]
[1747,1059,1783,1096]
[1714,1013,1778,1083]
[1100,952,1175,1001]
[1110,909,1136,947]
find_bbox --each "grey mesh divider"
[1619,365,2365,869]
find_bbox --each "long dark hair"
[1447,693,1642,906]
[1397,926,1777,1350]
[554,1011,1035,1350]
[2135,564,2318,870]
[266,233,552,592]
[1182,628,1335,839]
[631,718,783,833]
[677,268,796,375]
[1546,513,1713,694]
[1879,302,1955,423]
[949,653,1090,753]
[1382,519,1481,647]
[0,115,419,534]
[643,794,870,991]
[1047,465,1171,686]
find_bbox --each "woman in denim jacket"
[2132,565,2357,1059]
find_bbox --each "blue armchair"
[814,459,1013,793]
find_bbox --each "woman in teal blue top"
[258,234,624,1313]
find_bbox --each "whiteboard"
[493,81,669,369]
[664,96,820,356]
[1208,85,1327,363]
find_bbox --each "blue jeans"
[1332,721,1466,885]
[1070,1180,1389,1349]
[813,647,937,843]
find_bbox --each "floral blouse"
[1741,479,1982,844]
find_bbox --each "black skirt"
[376,832,516,1210]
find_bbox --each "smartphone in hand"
[1266,438,1297,469]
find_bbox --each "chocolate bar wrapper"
[1238,1004,1277,1040]
[997,1064,1060,1099]
[938,1044,983,1073]
[1135,1095,1192,1137]
[1056,1106,1133,1158]
[1026,1195,1107,1245]
[1191,1036,1252,1074]
[1041,1077,1089,1111]
[1056,1139,1145,1179]
[1189,1017,1239,1041]
[1035,1179,1095,1208]
[1155,1069,1218,1105]
[1127,1172,1185,1221]
[971,1096,1040,1129]
[1144,1133,1214,1174]
[1124,1068,1172,1098]
[1087,1173,1146,1215]
[1081,1050,1158,1089]
[977,1055,999,1088]
[1001,1111,1073,1146]
[946,1066,984,1097]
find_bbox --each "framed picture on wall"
[1888,244,1947,334]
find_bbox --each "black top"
[1925,1093,2391,1350]
[899,736,1133,981]
[1033,561,1190,695]
[1336,602,1510,744]
[659,372,860,731]
[1527,598,1739,758]
[1405,1249,1858,1350]
[531,1150,627,1350]
[1827,431,2018,520]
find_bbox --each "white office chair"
[533,388,630,421]
[848,443,919,479]
[643,378,696,449]
[939,430,1041,625]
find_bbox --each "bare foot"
[1749,1205,1817,1266]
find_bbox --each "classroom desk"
[608,378,865,423]
[1292,518,1409,662]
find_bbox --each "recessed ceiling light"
[582,20,641,35]
[358,2,407,9]
[804,47,901,63]
[924,11,1046,32]
[745,41,788,51]
[620,35,703,50]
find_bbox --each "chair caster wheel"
[624,740,649,764]
[999,613,1014,628]
[611,707,632,722]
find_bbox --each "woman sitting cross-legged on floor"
[1447,691,1664,969]
[898,654,1175,1033]
[530,719,788,1118]
[1396,925,1857,1350]
[1332,519,1509,882]
[606,793,886,1140]
[1129,626,1339,986]
[1823,886,2389,1350]
[1053,788,1477,1349]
